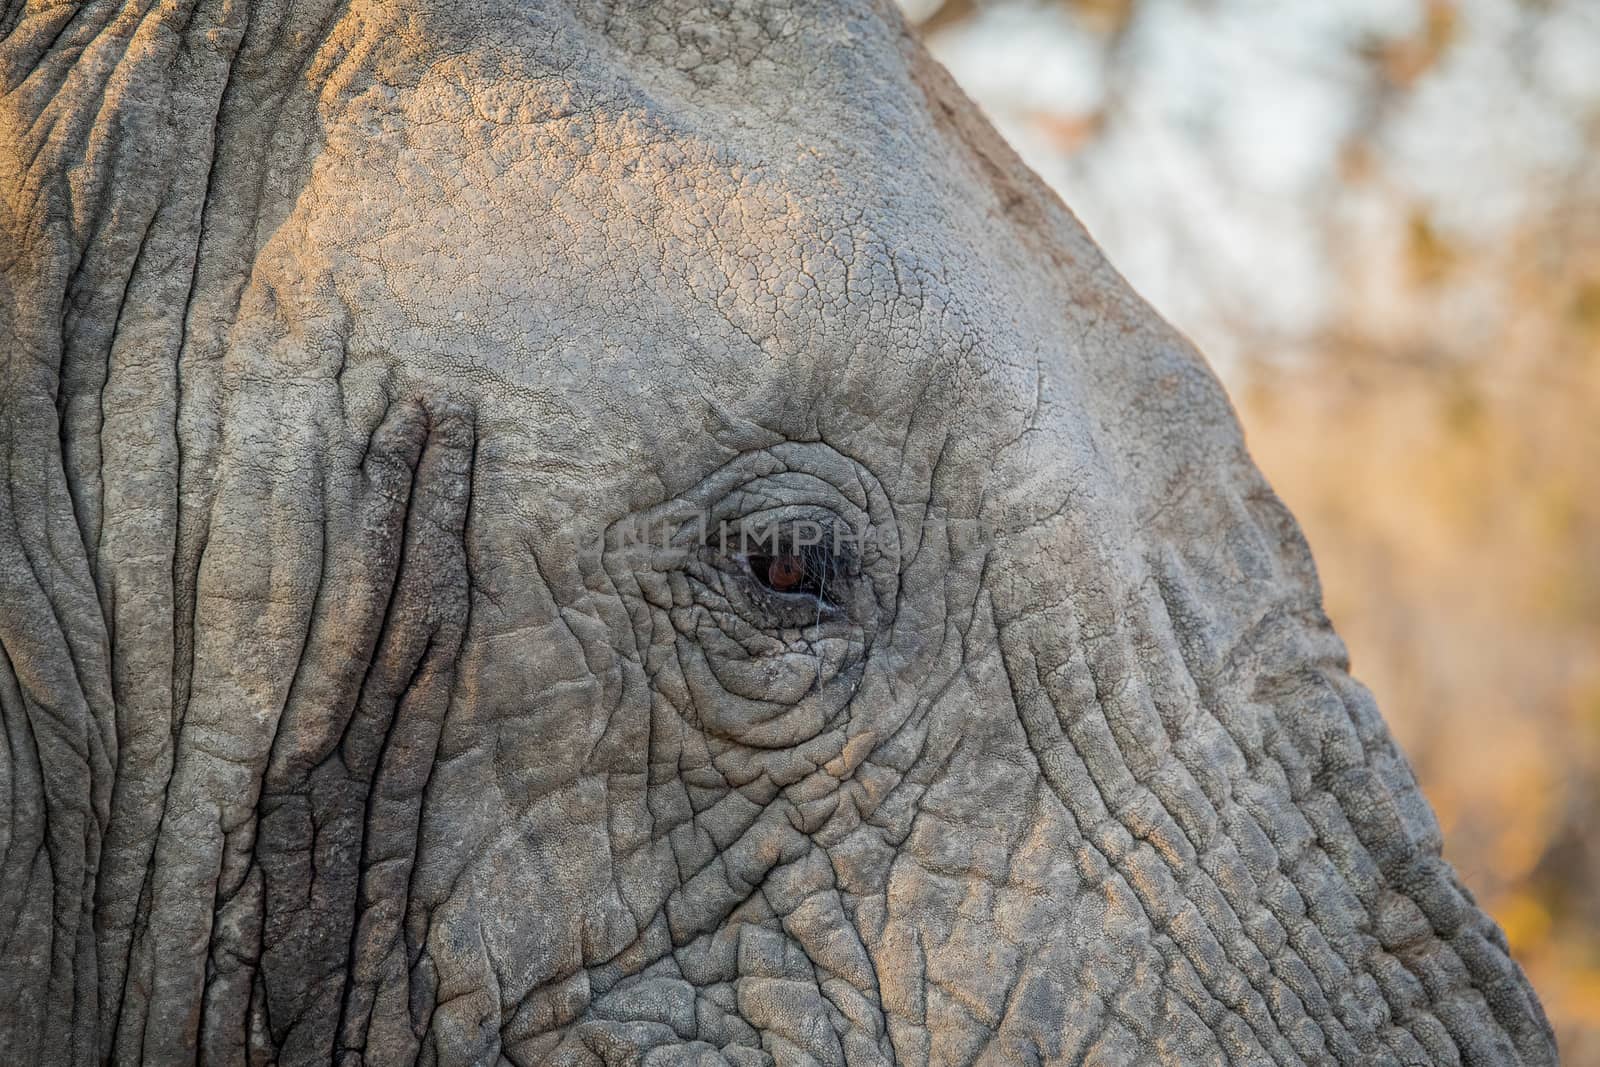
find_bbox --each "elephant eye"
[743,543,838,604]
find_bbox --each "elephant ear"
[0,1,346,1061]
[0,3,209,1059]
[897,39,1556,1067]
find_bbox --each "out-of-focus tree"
[905,0,1600,1060]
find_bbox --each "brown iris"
[766,553,806,591]
[743,540,840,604]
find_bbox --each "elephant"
[0,0,1558,1064]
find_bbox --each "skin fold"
[0,1,1557,1064]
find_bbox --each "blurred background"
[896,0,1600,1058]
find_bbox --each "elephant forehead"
[252,0,1201,522]
[277,25,1043,453]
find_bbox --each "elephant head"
[0,0,1556,1064]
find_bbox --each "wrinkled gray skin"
[0,1,1558,1065]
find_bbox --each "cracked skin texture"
[0,0,1558,1065]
